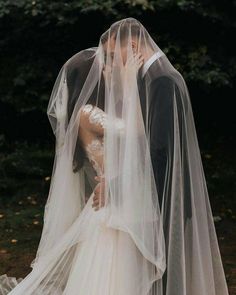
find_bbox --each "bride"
[0,18,229,295]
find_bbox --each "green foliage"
[0,0,235,115]
[0,0,235,207]
[0,142,53,178]
[0,141,53,200]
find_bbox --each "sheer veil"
[0,17,229,295]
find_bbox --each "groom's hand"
[92,175,105,211]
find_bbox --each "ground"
[0,197,235,294]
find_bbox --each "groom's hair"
[101,19,149,46]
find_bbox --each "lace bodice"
[79,104,125,176]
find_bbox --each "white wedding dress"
[0,104,156,295]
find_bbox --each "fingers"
[125,52,144,71]
[92,199,105,210]
[134,53,144,70]
[102,66,112,80]
[93,175,106,210]
[92,195,105,211]
[92,192,99,202]
[92,190,105,211]
[94,175,105,182]
[94,175,100,182]
[92,192,104,203]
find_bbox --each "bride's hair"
[67,51,105,173]
[71,93,105,173]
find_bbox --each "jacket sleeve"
[148,75,175,207]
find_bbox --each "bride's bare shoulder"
[78,104,106,135]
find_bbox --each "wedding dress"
[0,104,162,295]
[62,104,152,294]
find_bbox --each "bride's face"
[103,34,129,66]
[103,35,115,64]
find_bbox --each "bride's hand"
[102,64,112,81]
[92,175,105,211]
[125,52,144,72]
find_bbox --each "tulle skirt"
[0,192,159,295]
[63,194,151,295]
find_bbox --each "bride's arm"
[79,104,125,210]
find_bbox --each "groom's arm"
[149,76,192,222]
[148,76,175,207]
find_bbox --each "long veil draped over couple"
[0,18,229,295]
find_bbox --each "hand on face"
[125,52,144,72]
[102,64,112,81]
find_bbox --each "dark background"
[0,0,235,291]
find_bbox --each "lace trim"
[80,104,125,132]
[85,138,104,176]
[79,104,125,176]
[86,138,104,155]
[80,104,107,129]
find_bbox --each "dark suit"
[139,61,179,208]
[139,60,192,294]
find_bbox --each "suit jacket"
[139,60,192,224]
[138,62,175,209]
[140,59,193,294]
